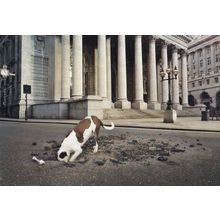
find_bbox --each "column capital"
[149,35,157,42]
[161,40,168,47]
[171,45,178,53]
[180,49,188,56]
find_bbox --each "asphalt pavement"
[0,121,220,185]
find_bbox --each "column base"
[114,100,131,109]
[148,102,161,110]
[70,95,83,100]
[163,109,177,123]
[172,103,182,110]
[102,99,113,109]
[60,98,70,102]
[161,102,167,110]
[182,103,189,108]
[131,101,147,110]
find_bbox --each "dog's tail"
[103,122,115,130]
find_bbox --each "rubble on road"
[30,134,199,167]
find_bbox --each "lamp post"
[160,65,178,123]
[0,65,15,117]
[0,65,15,78]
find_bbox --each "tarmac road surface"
[0,121,220,186]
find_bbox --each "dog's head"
[57,147,70,163]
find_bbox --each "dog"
[57,115,115,163]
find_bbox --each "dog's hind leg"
[93,126,100,153]
[69,148,83,162]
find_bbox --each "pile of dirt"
[30,134,190,166]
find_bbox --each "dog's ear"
[59,152,67,159]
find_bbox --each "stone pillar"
[181,50,188,107]
[71,35,83,99]
[195,50,199,75]
[115,35,131,109]
[161,41,168,110]
[203,47,207,74]
[94,48,98,96]
[14,36,18,103]
[106,37,113,107]
[61,35,70,100]
[98,35,107,98]
[148,36,160,110]
[210,44,215,73]
[98,35,111,108]
[172,46,182,110]
[157,62,162,104]
[132,35,147,110]
[188,53,192,75]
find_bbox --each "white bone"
[32,156,45,165]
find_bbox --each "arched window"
[200,92,211,109]
[216,91,220,111]
[188,95,195,106]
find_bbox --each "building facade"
[0,35,191,119]
[187,35,220,110]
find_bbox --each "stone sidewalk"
[0,117,219,132]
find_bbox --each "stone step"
[103,108,164,119]
[103,108,200,119]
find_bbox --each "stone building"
[0,35,191,119]
[187,35,220,110]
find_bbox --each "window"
[191,72,196,79]
[199,81,202,86]
[216,66,220,73]
[206,79,210,85]
[215,43,220,51]
[200,60,203,68]
[199,50,203,57]
[215,77,219,83]
[193,64,196,70]
[207,68,212,75]
[192,53,195,60]
[207,57,211,65]
[192,82,195,87]
[206,46,211,54]
[199,71,203,77]
[216,54,220,63]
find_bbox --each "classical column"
[181,50,188,107]
[61,35,70,100]
[97,35,111,108]
[106,37,113,106]
[202,47,207,74]
[172,46,182,110]
[71,35,83,99]
[98,35,107,98]
[157,62,162,104]
[210,44,215,73]
[94,48,98,96]
[148,36,160,110]
[132,35,147,110]
[115,35,131,109]
[161,41,168,110]
[195,50,199,75]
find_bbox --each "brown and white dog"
[57,116,115,163]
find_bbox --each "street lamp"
[0,65,15,117]
[0,65,15,78]
[160,65,178,123]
